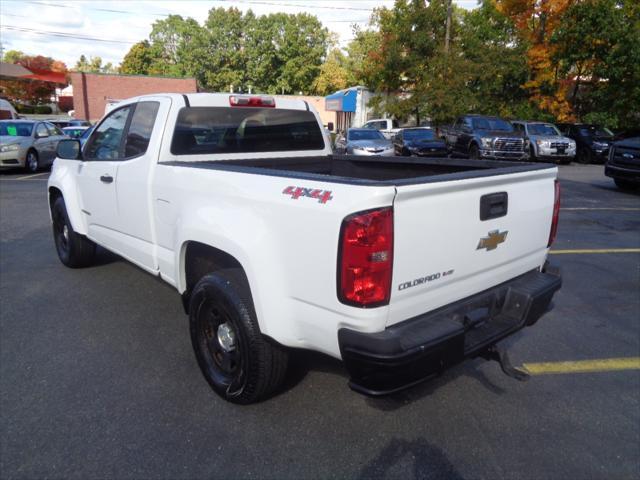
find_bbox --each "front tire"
[577,148,592,164]
[469,144,480,160]
[25,149,39,173]
[529,146,537,162]
[51,197,96,268]
[189,269,288,404]
[614,178,637,190]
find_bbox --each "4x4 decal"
[282,186,333,204]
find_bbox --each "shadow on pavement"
[358,437,465,480]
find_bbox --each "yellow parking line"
[523,357,640,375]
[549,248,640,254]
[14,172,49,180]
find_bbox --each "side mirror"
[327,122,334,132]
[57,139,82,160]
[36,131,49,139]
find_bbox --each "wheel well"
[182,241,246,313]
[48,187,62,211]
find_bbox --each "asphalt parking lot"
[1,165,638,479]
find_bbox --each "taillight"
[548,179,561,247]
[229,95,276,108]
[338,207,393,307]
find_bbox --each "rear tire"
[189,269,289,404]
[51,197,96,268]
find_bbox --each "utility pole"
[444,0,452,55]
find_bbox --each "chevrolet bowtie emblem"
[477,230,508,251]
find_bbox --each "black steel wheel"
[51,197,96,268]
[189,269,288,404]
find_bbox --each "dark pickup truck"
[442,115,528,161]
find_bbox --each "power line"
[1,25,139,44]
[23,0,378,16]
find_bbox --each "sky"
[0,0,479,68]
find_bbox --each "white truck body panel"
[48,93,558,360]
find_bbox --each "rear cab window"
[170,107,325,156]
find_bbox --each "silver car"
[0,120,67,172]
[512,121,576,164]
[334,128,395,156]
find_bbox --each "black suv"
[557,123,614,164]
[605,137,640,190]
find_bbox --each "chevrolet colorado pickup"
[48,93,562,404]
[442,115,529,161]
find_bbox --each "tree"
[494,0,574,120]
[312,49,349,95]
[120,41,153,75]
[552,0,640,129]
[2,52,68,105]
[74,55,118,74]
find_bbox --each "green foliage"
[312,49,349,96]
[119,8,330,94]
[74,55,118,74]
[552,0,640,129]
[120,41,154,75]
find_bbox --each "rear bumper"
[338,264,562,395]
[605,163,640,184]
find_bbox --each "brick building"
[70,72,197,122]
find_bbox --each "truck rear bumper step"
[338,264,562,396]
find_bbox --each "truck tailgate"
[387,167,557,327]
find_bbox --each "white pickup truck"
[48,93,562,404]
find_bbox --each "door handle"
[480,192,508,220]
[100,174,113,184]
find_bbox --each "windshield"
[0,122,33,137]
[171,107,325,155]
[63,128,87,138]
[349,130,384,141]
[471,118,513,132]
[579,126,614,137]
[403,129,436,141]
[528,124,560,136]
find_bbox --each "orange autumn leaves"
[495,0,574,120]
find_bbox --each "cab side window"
[46,123,63,136]
[84,106,132,160]
[35,123,48,138]
[124,101,160,158]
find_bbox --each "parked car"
[605,137,640,190]
[49,92,562,404]
[441,115,528,161]
[0,98,19,120]
[0,119,66,172]
[393,127,447,157]
[334,128,394,156]
[511,121,576,164]
[62,126,90,139]
[557,123,614,164]
[362,118,401,139]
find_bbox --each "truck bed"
[163,155,553,186]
